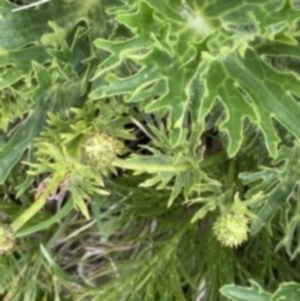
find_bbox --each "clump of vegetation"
[1,0,300,300]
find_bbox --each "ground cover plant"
[1,0,300,300]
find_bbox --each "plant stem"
[200,150,227,169]
[11,192,48,232]
[114,150,227,172]
[11,176,59,232]
[226,158,236,198]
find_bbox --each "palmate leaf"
[90,0,300,156]
[200,46,300,158]
[0,0,113,92]
[0,64,52,183]
[240,141,300,257]
[271,283,300,300]
[220,281,271,301]
[114,154,201,207]
[220,281,300,301]
[0,0,112,183]
[0,0,82,88]
[114,151,223,207]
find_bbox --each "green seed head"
[83,133,124,169]
[212,211,249,248]
[0,223,15,255]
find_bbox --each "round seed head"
[0,223,15,255]
[83,133,124,169]
[212,211,249,248]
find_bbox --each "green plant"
[221,281,300,301]
[1,0,300,300]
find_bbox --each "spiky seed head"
[82,132,124,169]
[0,223,15,255]
[212,211,249,248]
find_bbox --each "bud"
[82,132,124,169]
[212,211,249,248]
[0,223,15,255]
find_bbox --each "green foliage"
[1,0,300,300]
[220,281,300,301]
